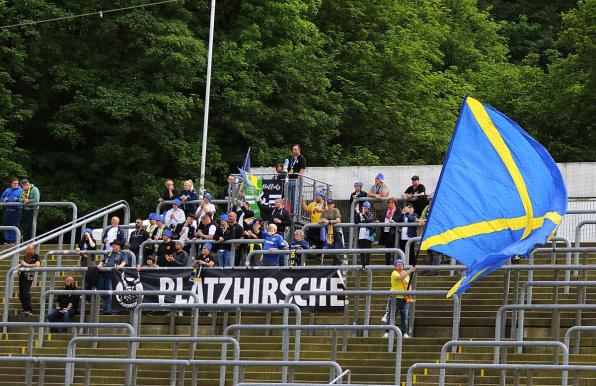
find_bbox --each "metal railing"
[564,325,596,355]
[406,362,596,386]
[156,198,230,215]
[438,340,570,386]
[0,201,78,249]
[67,336,240,386]
[224,324,402,384]
[244,247,406,267]
[0,200,128,263]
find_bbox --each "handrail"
[156,198,229,214]
[438,340,569,385]
[328,370,351,385]
[224,324,400,384]
[244,247,406,267]
[407,362,596,386]
[67,336,240,386]
[564,325,596,355]
[0,200,129,263]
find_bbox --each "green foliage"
[0,0,592,232]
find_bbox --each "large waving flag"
[420,97,567,296]
[238,148,261,217]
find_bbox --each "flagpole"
[199,0,216,196]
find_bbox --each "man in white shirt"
[195,192,216,220]
[165,199,186,229]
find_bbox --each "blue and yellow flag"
[420,97,567,296]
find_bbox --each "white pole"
[199,0,216,196]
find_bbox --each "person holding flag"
[382,259,415,338]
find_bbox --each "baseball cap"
[203,192,212,201]
[84,228,93,234]
[315,191,324,197]
[411,175,419,180]
[203,242,212,250]
[148,213,157,220]
[354,181,363,187]
[157,215,165,223]
[220,214,229,222]
[375,173,384,181]
[326,198,334,204]
[362,201,371,209]
[394,259,404,265]
[162,229,173,238]
[172,198,181,206]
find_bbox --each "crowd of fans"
[7,144,441,337]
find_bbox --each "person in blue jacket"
[1,178,23,244]
[262,223,288,266]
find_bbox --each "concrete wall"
[253,162,596,199]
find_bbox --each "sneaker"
[22,311,33,316]
[382,332,389,338]
[381,313,388,323]
[403,333,410,338]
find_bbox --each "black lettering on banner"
[112,268,346,312]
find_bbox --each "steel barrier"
[137,239,186,264]
[0,321,135,386]
[67,335,240,386]
[0,200,129,264]
[438,340,570,386]
[406,362,596,386]
[0,226,22,266]
[0,201,78,250]
[329,370,351,385]
[131,302,303,386]
[244,247,406,267]
[495,304,596,364]
[574,219,596,269]
[564,325,596,355]
[224,323,402,384]
[517,280,596,347]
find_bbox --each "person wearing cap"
[302,191,325,250]
[19,179,40,241]
[1,178,22,244]
[320,198,343,265]
[227,212,245,266]
[194,242,215,268]
[157,229,177,266]
[102,216,126,252]
[173,213,197,252]
[148,215,167,257]
[179,179,199,215]
[165,198,186,229]
[97,240,128,314]
[216,214,233,267]
[244,218,264,266]
[355,201,375,267]
[158,179,179,211]
[402,175,428,216]
[76,227,97,292]
[128,217,150,261]
[382,259,415,338]
[262,223,288,266]
[368,173,390,217]
[195,192,216,220]
[143,213,158,259]
[349,181,368,214]
[159,230,187,267]
[288,230,309,266]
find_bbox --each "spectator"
[47,276,79,333]
[378,197,400,265]
[288,229,309,266]
[76,227,97,292]
[262,224,288,266]
[102,216,126,252]
[179,179,199,215]
[398,204,418,265]
[128,218,150,262]
[143,213,159,260]
[160,232,187,267]
[227,212,245,266]
[158,179,179,211]
[402,175,428,217]
[368,173,389,218]
[146,213,158,234]
[19,179,40,241]
[286,144,306,216]
[216,214,233,267]
[382,259,415,338]
[275,162,287,181]
[258,198,291,237]
[156,229,177,266]
[349,181,368,214]
[222,175,237,200]
[173,213,197,253]
[97,240,127,314]
[245,218,264,266]
[355,201,375,267]
[149,215,167,257]
[235,200,255,228]
[418,194,441,276]
[301,191,325,250]
[1,178,23,244]
[136,255,158,272]
[195,192,216,220]
[16,244,40,316]
[195,214,217,241]
[194,243,215,271]
[165,199,186,229]
[319,198,343,265]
